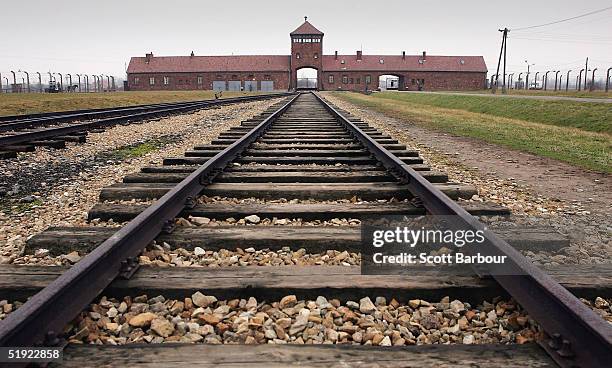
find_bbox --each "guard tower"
[290,17,323,90]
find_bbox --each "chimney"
[356,50,362,61]
[145,52,153,63]
[335,51,338,60]
[402,51,406,60]
[422,51,426,60]
[190,51,195,57]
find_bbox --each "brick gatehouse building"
[126,18,487,92]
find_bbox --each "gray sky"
[1,0,611,82]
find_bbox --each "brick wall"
[291,37,323,89]
[320,71,486,91]
[127,71,290,91]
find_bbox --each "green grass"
[331,92,611,173]
[0,199,44,215]
[0,91,263,117]
[108,140,167,160]
[461,89,612,99]
[368,92,611,134]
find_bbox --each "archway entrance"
[379,74,400,90]
[296,67,318,90]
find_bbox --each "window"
[197,76,203,85]
[340,59,345,64]
[133,77,139,85]
[296,53,301,59]
[163,76,169,85]
[178,79,183,85]
[365,75,371,84]
[342,75,348,84]
[149,77,155,85]
[328,75,334,84]
[350,78,353,84]
[379,59,384,64]
[356,78,361,84]
[314,53,318,59]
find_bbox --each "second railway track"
[0,93,289,159]
[0,92,610,367]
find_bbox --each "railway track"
[0,92,610,367]
[0,93,290,159]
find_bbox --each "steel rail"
[0,93,290,123]
[0,101,206,135]
[0,93,291,148]
[313,92,612,368]
[0,101,186,126]
[0,93,298,348]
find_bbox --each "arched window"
[314,53,319,59]
[296,53,301,59]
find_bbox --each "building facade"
[126,19,487,92]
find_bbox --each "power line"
[511,5,612,31]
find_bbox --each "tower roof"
[290,17,323,36]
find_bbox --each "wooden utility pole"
[493,28,508,94]
[491,28,510,93]
[501,28,508,93]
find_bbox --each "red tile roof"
[127,55,290,74]
[127,54,486,74]
[290,21,324,36]
[323,55,487,73]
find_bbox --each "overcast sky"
[1,0,611,82]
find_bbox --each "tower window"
[314,53,318,59]
[296,53,301,59]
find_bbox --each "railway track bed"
[0,92,610,367]
[0,94,288,159]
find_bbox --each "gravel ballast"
[0,99,282,263]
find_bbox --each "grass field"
[0,91,264,117]
[461,89,612,99]
[331,92,611,173]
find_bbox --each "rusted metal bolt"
[548,333,562,350]
[557,339,575,359]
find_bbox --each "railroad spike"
[557,339,575,359]
[185,196,197,209]
[548,333,563,350]
[161,219,176,234]
[118,257,140,280]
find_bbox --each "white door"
[212,81,226,91]
[244,80,257,92]
[260,81,274,91]
[228,81,241,91]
